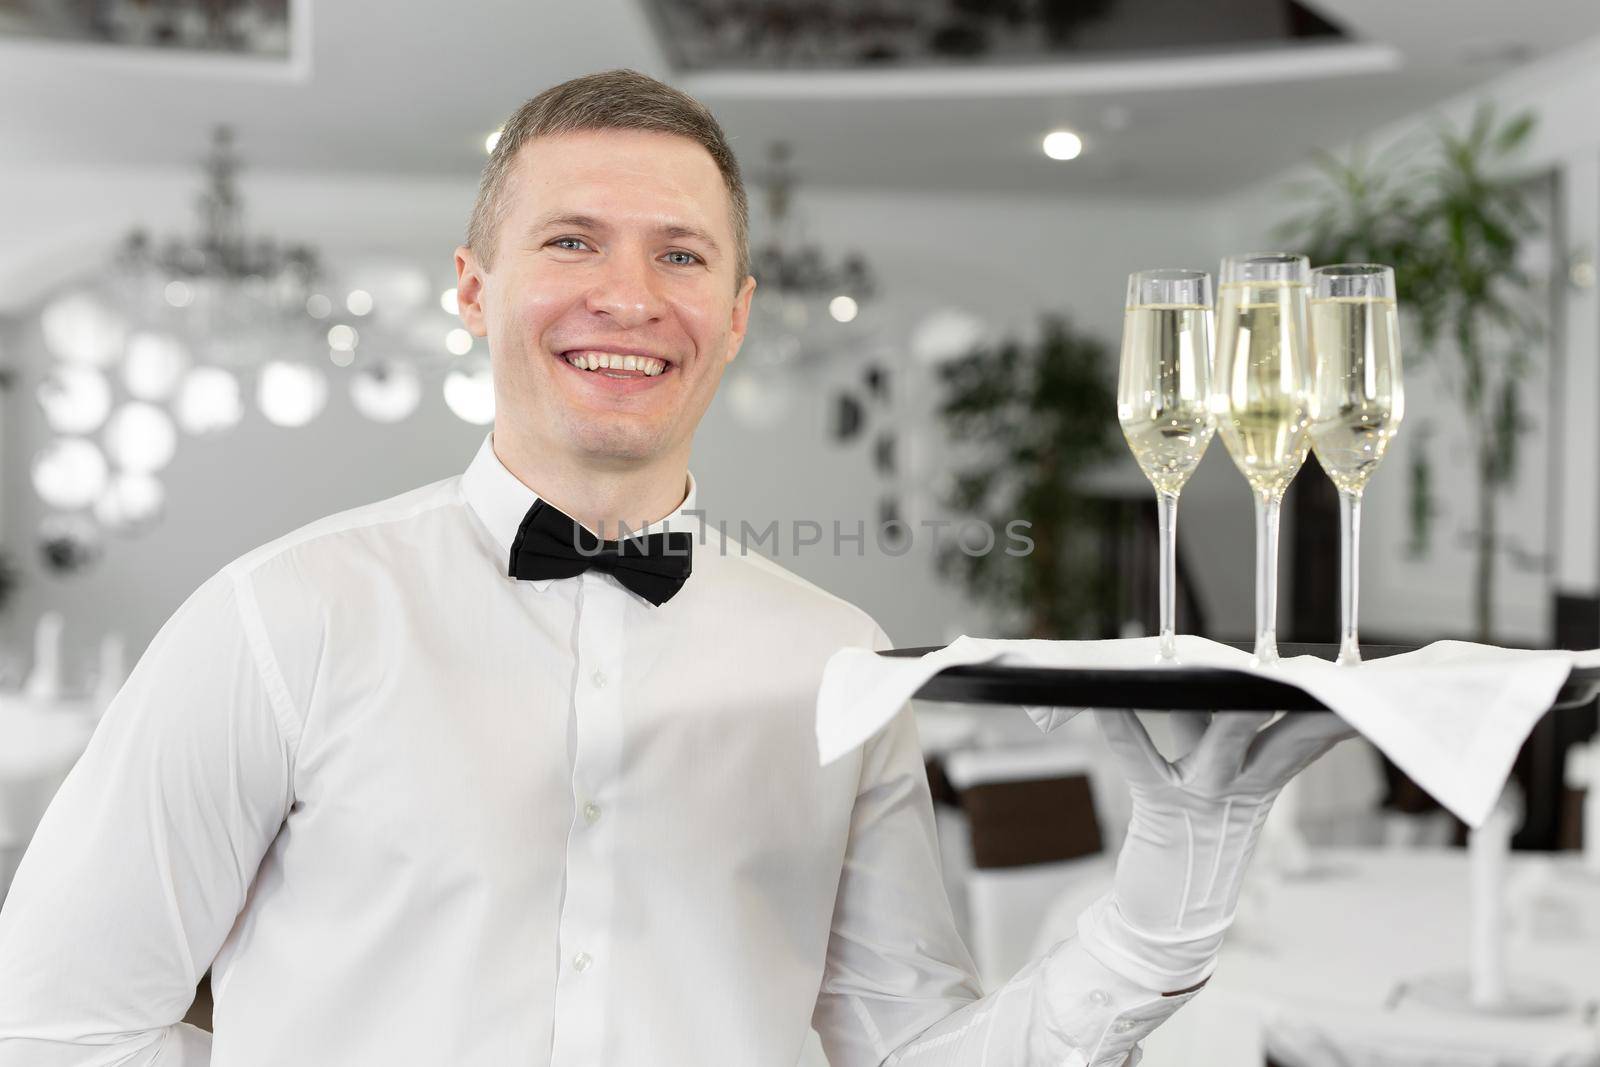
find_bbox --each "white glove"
[1078,709,1355,992]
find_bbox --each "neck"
[491,433,690,539]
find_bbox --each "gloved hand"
[1077,709,1355,992]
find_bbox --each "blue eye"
[550,237,590,251]
[664,250,702,266]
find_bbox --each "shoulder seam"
[225,568,303,780]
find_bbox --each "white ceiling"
[0,0,1596,198]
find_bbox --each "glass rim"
[1222,251,1309,267]
[1312,262,1393,276]
[1126,267,1212,308]
[1220,251,1310,285]
[1130,267,1210,280]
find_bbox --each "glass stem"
[1253,490,1283,666]
[1157,490,1179,662]
[1338,489,1363,665]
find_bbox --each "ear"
[724,275,757,364]
[454,245,490,337]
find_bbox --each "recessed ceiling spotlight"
[485,128,503,154]
[1042,130,1083,161]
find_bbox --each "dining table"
[1034,848,1600,1066]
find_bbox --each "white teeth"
[564,351,669,376]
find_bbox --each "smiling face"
[455,128,756,473]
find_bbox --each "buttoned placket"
[549,570,628,1065]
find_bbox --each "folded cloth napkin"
[815,635,1600,828]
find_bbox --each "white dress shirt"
[0,435,1197,1066]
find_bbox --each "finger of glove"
[1094,709,1169,784]
[1167,711,1211,760]
[1240,712,1357,791]
[1183,710,1276,785]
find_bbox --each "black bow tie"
[508,499,693,606]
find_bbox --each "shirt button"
[583,802,602,825]
[572,951,592,973]
[590,669,608,689]
[1088,989,1111,1008]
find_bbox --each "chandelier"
[752,142,875,305]
[722,142,880,432]
[741,142,876,370]
[29,126,492,568]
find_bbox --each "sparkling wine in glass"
[1117,269,1215,662]
[1214,253,1313,666]
[1308,264,1404,665]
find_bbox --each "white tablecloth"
[0,696,98,904]
[1037,849,1600,1067]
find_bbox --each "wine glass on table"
[1308,264,1404,666]
[1116,269,1216,663]
[1214,253,1313,667]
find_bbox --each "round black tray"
[879,642,1600,713]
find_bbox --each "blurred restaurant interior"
[3,0,1600,1063]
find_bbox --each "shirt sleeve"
[811,631,1201,1066]
[0,569,298,1067]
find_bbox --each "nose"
[584,248,666,329]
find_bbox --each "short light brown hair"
[467,69,750,288]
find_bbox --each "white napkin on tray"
[816,634,1599,828]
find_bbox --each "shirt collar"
[460,434,699,581]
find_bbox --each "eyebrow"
[526,213,723,256]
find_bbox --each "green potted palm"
[936,314,1120,638]
[1277,105,1541,642]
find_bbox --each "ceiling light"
[445,328,474,356]
[103,403,179,474]
[444,362,495,425]
[123,332,190,401]
[485,129,503,154]
[37,366,113,435]
[829,295,859,323]
[258,361,329,428]
[175,367,243,435]
[327,324,359,352]
[351,363,423,423]
[32,439,109,510]
[1042,130,1084,161]
[95,473,165,532]
[345,289,374,316]
[164,280,195,308]
[41,291,126,366]
[440,288,460,314]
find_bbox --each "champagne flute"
[1117,269,1215,662]
[1308,264,1404,665]
[1214,253,1313,666]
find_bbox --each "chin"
[568,421,668,464]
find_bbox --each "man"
[0,70,1349,1065]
